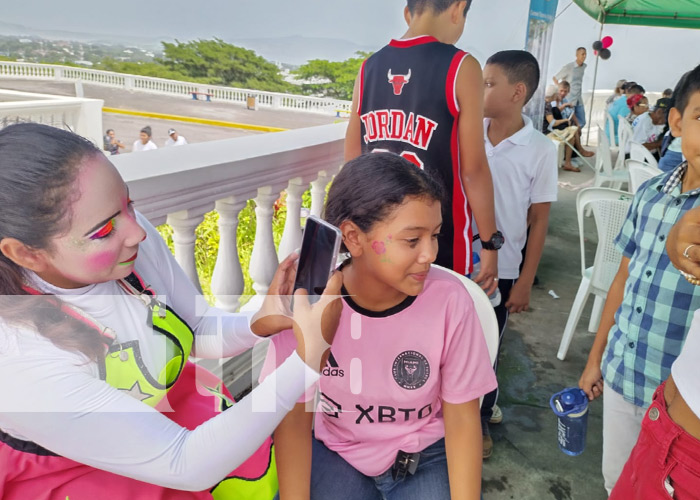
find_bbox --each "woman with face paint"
[0,123,342,499]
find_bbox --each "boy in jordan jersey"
[345,0,501,294]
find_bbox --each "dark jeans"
[274,437,452,500]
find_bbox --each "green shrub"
[157,189,313,305]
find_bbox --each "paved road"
[0,78,343,151]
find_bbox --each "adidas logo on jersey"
[322,352,344,377]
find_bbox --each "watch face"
[494,233,505,247]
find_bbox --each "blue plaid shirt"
[602,162,700,407]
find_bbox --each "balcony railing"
[0,89,103,146]
[113,122,346,305]
[0,61,353,117]
[112,122,346,393]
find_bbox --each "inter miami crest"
[392,350,430,390]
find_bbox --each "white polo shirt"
[482,115,558,279]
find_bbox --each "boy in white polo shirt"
[480,50,558,458]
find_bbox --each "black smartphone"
[293,216,342,305]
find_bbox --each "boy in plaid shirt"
[579,65,700,495]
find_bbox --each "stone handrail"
[0,61,353,117]
[0,89,104,146]
[112,122,346,308]
[112,122,346,392]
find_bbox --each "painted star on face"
[119,381,153,402]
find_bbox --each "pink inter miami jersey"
[358,36,473,274]
[263,267,497,476]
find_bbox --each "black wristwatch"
[480,231,504,251]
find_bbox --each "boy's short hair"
[628,84,645,95]
[672,64,700,116]
[558,80,571,90]
[486,50,540,104]
[407,0,471,17]
[576,47,586,53]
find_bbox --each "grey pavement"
[482,166,607,500]
[0,78,341,151]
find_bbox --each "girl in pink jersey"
[266,152,497,500]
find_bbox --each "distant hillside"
[0,21,168,51]
[228,35,378,65]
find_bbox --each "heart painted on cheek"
[371,241,386,255]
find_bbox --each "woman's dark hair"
[0,123,107,361]
[324,152,444,252]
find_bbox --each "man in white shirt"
[132,126,158,152]
[165,128,188,147]
[631,98,671,154]
[553,47,588,127]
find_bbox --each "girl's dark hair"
[0,123,107,361]
[324,153,444,251]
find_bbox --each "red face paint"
[85,250,120,273]
[90,219,115,240]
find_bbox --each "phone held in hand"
[293,216,342,306]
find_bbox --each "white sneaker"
[488,404,503,425]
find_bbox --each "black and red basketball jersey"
[357,35,472,275]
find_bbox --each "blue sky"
[3,0,698,91]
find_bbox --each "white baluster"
[211,197,247,312]
[310,170,331,218]
[249,186,280,295]
[167,210,205,293]
[278,178,307,260]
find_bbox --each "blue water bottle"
[472,252,501,307]
[550,388,589,456]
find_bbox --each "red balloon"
[602,36,613,49]
[594,49,598,56]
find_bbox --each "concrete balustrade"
[0,61,352,116]
[0,89,103,146]
[111,122,346,306]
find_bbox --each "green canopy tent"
[571,0,700,141]
[573,0,700,29]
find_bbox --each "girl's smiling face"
[36,154,146,289]
[355,196,442,299]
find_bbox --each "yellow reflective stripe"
[103,347,165,407]
[211,449,278,500]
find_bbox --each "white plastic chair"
[434,265,498,406]
[627,158,662,194]
[605,111,618,147]
[435,265,498,367]
[629,142,660,168]
[557,188,633,361]
[593,127,629,190]
[615,119,634,170]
